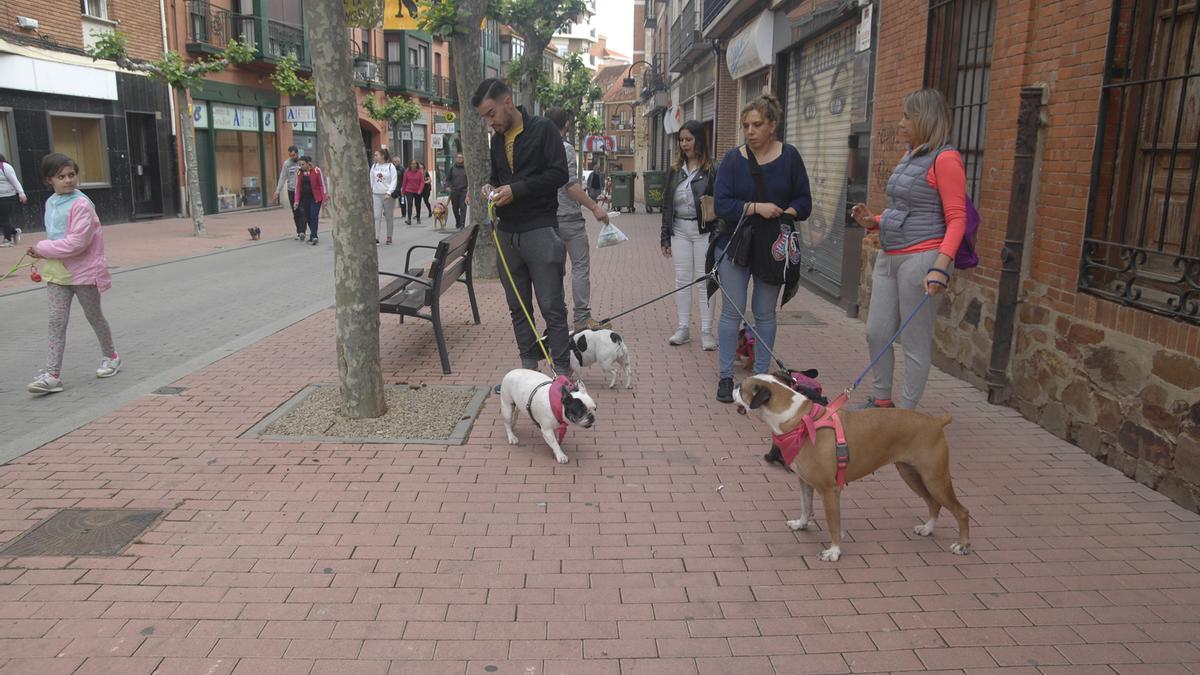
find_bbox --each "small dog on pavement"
[432,199,448,230]
[569,329,632,389]
[734,373,971,562]
[499,369,597,464]
[247,226,261,241]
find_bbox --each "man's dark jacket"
[488,106,569,233]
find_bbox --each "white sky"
[593,0,634,58]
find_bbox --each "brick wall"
[869,0,1200,511]
[2,0,164,61]
[713,51,742,161]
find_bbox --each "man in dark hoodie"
[473,78,571,375]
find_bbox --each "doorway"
[126,112,163,219]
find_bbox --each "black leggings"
[0,195,19,241]
[421,189,432,216]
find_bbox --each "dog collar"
[525,375,575,443]
[772,404,850,489]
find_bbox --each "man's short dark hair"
[288,145,299,153]
[471,78,511,108]
[300,155,313,164]
[544,107,571,132]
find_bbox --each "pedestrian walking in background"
[420,163,434,218]
[390,156,407,220]
[370,148,397,244]
[712,94,812,403]
[274,146,305,240]
[545,107,609,332]
[850,88,968,410]
[293,156,327,245]
[586,162,605,202]
[660,120,719,350]
[447,153,468,229]
[25,153,120,395]
[473,78,572,375]
[0,153,26,247]
[402,160,424,225]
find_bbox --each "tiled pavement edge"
[0,213,1197,675]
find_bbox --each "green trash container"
[609,171,636,213]
[642,170,667,214]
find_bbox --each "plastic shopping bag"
[596,221,629,248]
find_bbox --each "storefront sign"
[401,130,413,140]
[262,109,275,132]
[432,134,444,149]
[663,106,682,134]
[191,102,208,128]
[726,11,777,80]
[583,135,615,153]
[285,106,316,123]
[434,122,456,135]
[856,5,873,52]
[212,104,259,131]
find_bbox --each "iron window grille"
[1081,0,1200,323]
[923,0,996,203]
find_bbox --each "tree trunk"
[517,36,551,113]
[178,89,207,237]
[304,0,387,418]
[452,0,496,280]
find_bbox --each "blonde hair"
[904,89,952,156]
[740,93,783,132]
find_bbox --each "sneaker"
[854,397,895,410]
[97,355,121,378]
[27,371,63,394]
[701,332,718,351]
[575,318,603,332]
[0,240,11,248]
[310,238,319,246]
[296,233,305,241]
[715,377,734,403]
[13,228,20,244]
[668,327,690,346]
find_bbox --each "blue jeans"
[299,196,321,239]
[715,240,781,379]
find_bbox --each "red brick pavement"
[0,212,1198,674]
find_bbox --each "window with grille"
[1080,1,1200,323]
[923,0,995,203]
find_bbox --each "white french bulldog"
[569,329,633,389]
[499,369,597,464]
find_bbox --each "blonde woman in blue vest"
[850,89,969,409]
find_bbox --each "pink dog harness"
[525,375,575,442]
[771,401,850,489]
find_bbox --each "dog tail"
[609,332,622,345]
[937,414,952,429]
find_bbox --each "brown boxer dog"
[734,373,971,561]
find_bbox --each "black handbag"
[742,148,801,287]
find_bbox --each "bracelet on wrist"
[927,267,950,279]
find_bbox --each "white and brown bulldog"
[734,373,971,561]
[499,369,597,464]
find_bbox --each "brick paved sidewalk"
[0,207,298,293]
[0,213,1197,675]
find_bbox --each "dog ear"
[800,368,819,378]
[749,385,771,410]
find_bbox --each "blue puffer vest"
[878,146,951,252]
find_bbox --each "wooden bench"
[379,224,481,374]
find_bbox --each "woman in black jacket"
[660,120,719,350]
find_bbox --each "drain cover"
[776,310,825,326]
[153,386,186,395]
[0,509,162,557]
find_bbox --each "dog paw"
[506,432,519,445]
[786,518,810,531]
[553,452,570,464]
[913,520,936,537]
[818,546,841,562]
[949,542,971,556]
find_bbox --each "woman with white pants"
[369,148,397,244]
[660,120,718,350]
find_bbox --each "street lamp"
[622,59,655,89]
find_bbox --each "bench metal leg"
[465,278,481,325]
[432,302,452,374]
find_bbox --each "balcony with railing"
[431,75,459,104]
[669,0,705,73]
[640,52,670,105]
[702,0,732,29]
[349,42,386,88]
[185,1,307,67]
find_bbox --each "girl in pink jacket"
[26,153,120,395]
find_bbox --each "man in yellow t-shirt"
[472,78,571,375]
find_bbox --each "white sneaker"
[27,371,63,394]
[13,228,20,244]
[701,332,718,351]
[97,356,121,378]
[0,240,12,248]
[668,327,690,346]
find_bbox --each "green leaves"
[539,52,602,123]
[83,30,255,92]
[364,95,422,124]
[344,0,385,27]
[270,53,315,96]
[84,30,129,61]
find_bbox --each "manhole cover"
[0,509,163,557]
[776,310,825,326]
[153,386,186,395]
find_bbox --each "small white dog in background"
[568,329,633,389]
[499,369,597,464]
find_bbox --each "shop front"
[190,84,281,215]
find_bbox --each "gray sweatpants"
[496,227,572,374]
[557,217,592,329]
[865,249,946,409]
